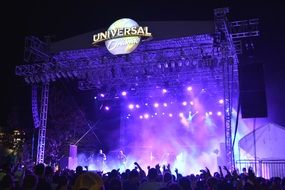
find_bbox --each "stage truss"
[16,8,259,169]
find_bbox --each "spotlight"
[187,86,192,91]
[154,112,158,115]
[179,112,184,117]
[94,96,97,100]
[190,101,194,105]
[154,103,159,108]
[169,113,173,117]
[121,91,127,96]
[144,113,149,119]
[145,103,148,106]
[139,115,143,119]
[163,103,168,107]
[100,93,105,98]
[217,111,222,116]
[128,104,134,109]
[105,106,110,111]
[135,104,140,108]
[162,89,167,94]
[209,111,213,115]
[219,99,224,104]
[182,101,187,106]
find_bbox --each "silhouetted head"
[148,168,157,181]
[22,174,38,190]
[76,166,83,174]
[74,171,104,190]
[163,172,172,183]
[34,163,45,177]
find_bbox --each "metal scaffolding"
[16,8,258,167]
[36,83,49,164]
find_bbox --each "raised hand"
[205,167,212,176]
[167,163,171,170]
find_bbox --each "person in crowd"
[34,163,52,190]
[73,171,104,190]
[22,174,38,190]
[138,167,164,190]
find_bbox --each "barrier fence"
[235,159,285,179]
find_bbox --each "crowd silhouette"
[0,159,285,190]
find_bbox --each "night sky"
[1,0,285,129]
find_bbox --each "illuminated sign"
[92,18,152,55]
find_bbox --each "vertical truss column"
[36,83,49,164]
[214,7,236,169]
[32,85,40,129]
[223,57,234,169]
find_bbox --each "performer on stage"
[117,150,127,170]
[96,149,106,171]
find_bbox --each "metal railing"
[236,159,285,179]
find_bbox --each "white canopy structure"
[237,122,285,178]
[239,122,285,159]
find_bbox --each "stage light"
[100,93,105,98]
[154,112,158,115]
[121,91,127,96]
[209,111,213,115]
[219,99,224,104]
[135,104,140,108]
[128,104,134,109]
[185,58,190,66]
[94,96,97,100]
[169,113,173,117]
[162,89,167,94]
[182,101,187,106]
[217,111,222,116]
[190,101,194,106]
[154,103,159,108]
[163,103,168,107]
[143,113,149,119]
[187,86,192,91]
[179,112,184,117]
[164,62,169,68]
[139,115,143,119]
[105,106,110,111]
[171,61,175,68]
[145,103,148,106]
